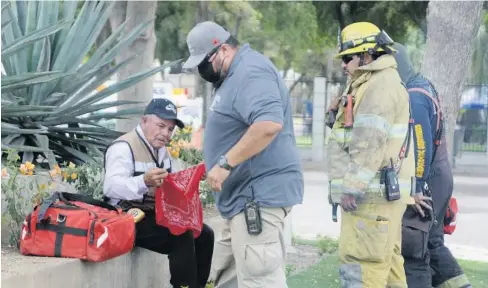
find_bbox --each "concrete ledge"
[1,247,170,288]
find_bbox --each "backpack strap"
[407,87,442,135]
[395,96,414,173]
[407,86,445,168]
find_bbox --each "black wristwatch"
[218,155,233,171]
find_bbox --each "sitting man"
[103,98,214,288]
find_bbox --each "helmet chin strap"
[358,53,365,67]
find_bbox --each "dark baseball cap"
[144,98,185,129]
[182,21,231,69]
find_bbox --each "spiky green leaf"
[1,144,50,152]
[1,0,182,167]
[1,21,71,58]
[1,71,65,86]
[2,18,13,30]
[1,71,71,93]
[57,59,181,114]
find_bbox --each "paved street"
[291,170,488,261]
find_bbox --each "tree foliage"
[155,1,324,77]
[154,1,486,91]
[155,1,193,70]
[312,1,428,44]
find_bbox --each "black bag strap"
[59,192,119,212]
[37,192,61,223]
[36,192,119,223]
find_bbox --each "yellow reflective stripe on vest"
[330,124,407,144]
[330,128,352,143]
[389,124,409,139]
[330,178,411,198]
[344,165,377,188]
[354,114,391,134]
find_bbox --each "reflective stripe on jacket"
[327,55,415,205]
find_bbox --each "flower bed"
[167,126,214,207]
[1,150,103,247]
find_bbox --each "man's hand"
[206,164,230,192]
[412,193,432,218]
[341,194,358,212]
[328,96,341,112]
[143,168,168,187]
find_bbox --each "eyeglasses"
[342,55,354,64]
[198,44,223,68]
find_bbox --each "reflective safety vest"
[327,55,415,205]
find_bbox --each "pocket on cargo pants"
[401,206,430,260]
[340,213,390,262]
[230,207,288,288]
[401,225,428,260]
[234,239,283,278]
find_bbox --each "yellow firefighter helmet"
[336,22,396,58]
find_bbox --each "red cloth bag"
[444,197,459,235]
[155,163,206,238]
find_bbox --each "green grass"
[287,239,488,288]
[295,135,330,147]
[288,254,341,288]
[296,135,312,147]
[461,142,487,152]
[287,254,488,288]
[457,259,488,287]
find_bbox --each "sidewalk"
[292,170,488,262]
[452,152,488,177]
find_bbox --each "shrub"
[1,149,105,247]
[168,126,214,205]
[316,234,339,255]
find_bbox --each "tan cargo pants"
[212,206,292,288]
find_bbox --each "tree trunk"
[109,1,158,132]
[96,21,112,51]
[196,0,211,128]
[421,1,484,158]
[233,17,242,39]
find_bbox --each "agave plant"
[1,1,179,167]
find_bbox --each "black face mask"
[198,49,226,86]
[198,59,222,84]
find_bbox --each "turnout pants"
[212,206,292,288]
[135,210,214,288]
[338,201,408,288]
[403,163,470,288]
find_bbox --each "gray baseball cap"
[182,21,231,69]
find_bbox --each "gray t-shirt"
[203,44,304,219]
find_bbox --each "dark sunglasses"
[199,44,223,67]
[342,55,355,64]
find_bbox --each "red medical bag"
[20,192,135,262]
[444,197,458,235]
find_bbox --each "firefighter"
[393,42,472,288]
[328,22,416,287]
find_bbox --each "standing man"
[103,98,214,288]
[328,22,416,287]
[393,42,471,288]
[182,21,304,287]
